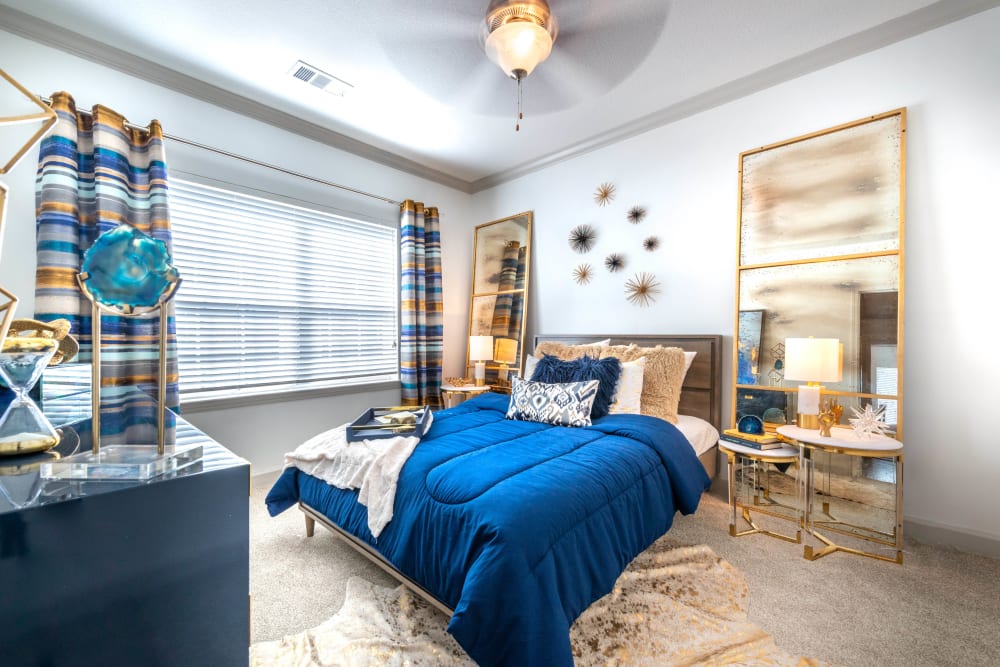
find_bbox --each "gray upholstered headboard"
[531,334,723,431]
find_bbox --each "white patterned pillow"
[506,377,600,427]
[608,356,646,414]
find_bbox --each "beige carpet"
[252,471,1000,666]
[251,536,829,666]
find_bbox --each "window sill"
[179,380,401,414]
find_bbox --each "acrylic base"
[40,443,203,481]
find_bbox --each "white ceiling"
[1,0,994,191]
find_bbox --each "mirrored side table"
[440,383,491,409]
[719,439,802,543]
[777,424,903,564]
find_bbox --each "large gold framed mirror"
[466,211,532,391]
[733,109,905,437]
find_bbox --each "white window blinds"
[168,178,399,404]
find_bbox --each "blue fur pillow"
[530,354,622,419]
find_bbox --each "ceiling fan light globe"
[485,20,553,78]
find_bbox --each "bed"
[265,334,722,666]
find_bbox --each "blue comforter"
[266,392,710,666]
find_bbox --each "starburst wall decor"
[604,253,625,273]
[568,224,597,253]
[625,272,661,307]
[643,236,660,252]
[572,263,593,285]
[627,206,646,224]
[594,182,616,207]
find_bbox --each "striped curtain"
[34,91,179,411]
[399,200,442,406]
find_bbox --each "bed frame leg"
[304,514,315,538]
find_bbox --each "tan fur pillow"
[600,344,686,424]
[533,340,607,361]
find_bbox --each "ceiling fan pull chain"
[516,74,522,131]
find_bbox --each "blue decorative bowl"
[80,224,180,311]
[737,414,765,435]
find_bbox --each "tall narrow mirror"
[466,212,532,391]
[734,109,905,437]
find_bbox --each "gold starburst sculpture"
[572,263,593,285]
[625,272,661,307]
[627,206,646,224]
[594,182,616,207]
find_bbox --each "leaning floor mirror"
[466,211,532,392]
[734,108,905,437]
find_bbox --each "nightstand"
[440,383,491,408]
[777,425,903,564]
[719,439,802,543]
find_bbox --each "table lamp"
[784,337,843,430]
[493,337,518,385]
[469,335,494,387]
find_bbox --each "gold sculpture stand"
[719,440,802,544]
[78,273,180,456]
[777,425,903,564]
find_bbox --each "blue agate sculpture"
[80,223,180,310]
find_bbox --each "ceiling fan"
[376,0,669,128]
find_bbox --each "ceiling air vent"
[287,60,353,97]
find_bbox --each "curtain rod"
[38,95,401,206]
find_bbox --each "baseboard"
[904,516,1000,560]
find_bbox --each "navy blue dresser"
[0,389,250,666]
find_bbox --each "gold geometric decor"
[0,68,58,341]
[0,68,57,175]
[0,282,16,349]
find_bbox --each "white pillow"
[608,356,646,414]
[683,351,697,378]
[522,354,539,380]
[675,414,719,456]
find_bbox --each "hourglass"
[0,336,60,455]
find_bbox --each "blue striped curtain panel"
[34,91,179,411]
[399,200,443,406]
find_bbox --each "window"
[169,178,399,404]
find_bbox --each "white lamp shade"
[469,335,495,362]
[784,338,843,383]
[485,20,553,78]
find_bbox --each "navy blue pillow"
[530,354,622,419]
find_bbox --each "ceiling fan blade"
[375,0,670,116]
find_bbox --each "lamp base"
[797,414,820,429]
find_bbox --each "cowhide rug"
[251,538,829,666]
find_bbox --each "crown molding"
[471,0,1000,192]
[0,5,474,194]
[3,0,995,196]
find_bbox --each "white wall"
[0,30,473,474]
[2,10,997,551]
[471,9,1000,551]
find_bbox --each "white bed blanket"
[283,412,432,538]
